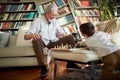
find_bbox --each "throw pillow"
[104,19,117,33]
[96,19,117,34]
[0,31,10,47]
[95,21,106,31]
[16,26,32,46]
[111,30,120,47]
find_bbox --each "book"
[0,5,6,11]
[26,4,33,10]
[55,0,66,7]
[21,13,30,19]
[29,12,35,19]
[63,23,78,35]
[65,14,74,22]
[79,0,91,7]
[0,14,4,20]
[15,13,23,20]
[10,22,15,29]
[72,0,81,7]
[63,26,71,35]
[58,6,70,15]
[63,0,68,3]
[2,13,9,20]
[78,16,88,24]
[57,17,67,26]
[37,5,44,14]
[1,22,11,29]
[68,25,75,33]
[17,4,24,11]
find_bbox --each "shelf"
[77,15,100,17]
[40,0,52,5]
[0,1,35,5]
[0,10,37,13]
[56,12,72,19]
[0,1,37,32]
[58,3,69,9]
[61,20,75,27]
[116,14,120,17]
[0,28,18,31]
[117,6,120,8]
[74,6,99,10]
[0,19,34,22]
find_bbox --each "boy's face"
[81,33,88,38]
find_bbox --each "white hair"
[44,3,58,13]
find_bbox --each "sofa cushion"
[0,46,35,57]
[8,35,17,47]
[0,57,38,67]
[111,30,120,47]
[96,19,117,33]
[0,31,10,47]
[16,26,32,46]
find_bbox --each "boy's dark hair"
[80,22,95,37]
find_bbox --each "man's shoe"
[41,72,48,77]
[41,65,48,78]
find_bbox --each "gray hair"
[44,3,58,13]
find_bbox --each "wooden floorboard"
[0,61,67,80]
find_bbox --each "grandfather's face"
[48,10,58,20]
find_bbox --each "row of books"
[72,0,98,7]
[0,3,34,12]
[63,23,78,35]
[37,0,68,15]
[74,9,99,16]
[58,6,70,16]
[77,16,100,24]
[57,14,74,26]
[0,12,35,21]
[0,22,27,29]
[55,0,67,7]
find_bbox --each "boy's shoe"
[66,62,81,70]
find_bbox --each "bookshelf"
[68,0,100,39]
[0,1,37,31]
[70,0,100,24]
[37,0,80,38]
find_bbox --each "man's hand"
[24,34,41,40]
[31,34,41,40]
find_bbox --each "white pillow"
[111,30,120,47]
[16,26,32,46]
[0,32,10,47]
[96,19,117,33]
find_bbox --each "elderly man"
[24,4,79,77]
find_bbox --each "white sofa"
[0,18,120,68]
[0,26,39,67]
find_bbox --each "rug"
[54,65,102,80]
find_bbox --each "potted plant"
[98,0,117,21]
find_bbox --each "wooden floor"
[0,61,67,80]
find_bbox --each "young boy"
[79,22,120,80]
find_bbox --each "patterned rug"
[54,65,102,80]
